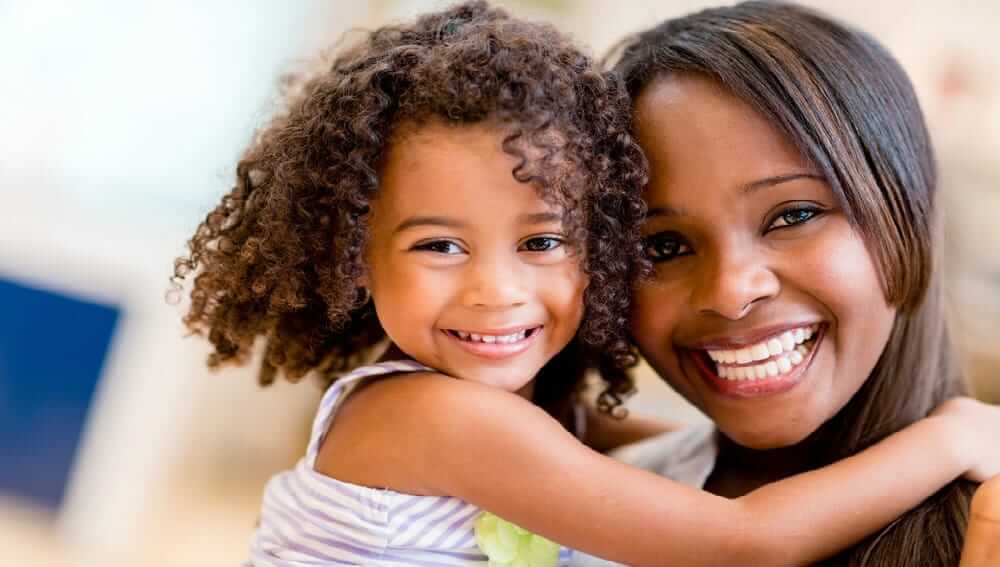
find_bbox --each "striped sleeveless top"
[247,360,573,566]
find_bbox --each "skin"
[362,121,586,397]
[960,476,1000,566]
[630,75,898,483]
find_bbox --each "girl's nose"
[461,256,530,309]
[691,247,779,320]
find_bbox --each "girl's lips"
[441,326,543,361]
[688,325,826,398]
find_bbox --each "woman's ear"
[959,475,1000,567]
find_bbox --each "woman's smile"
[682,323,824,397]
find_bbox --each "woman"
[577,2,997,565]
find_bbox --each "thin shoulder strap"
[306,360,432,467]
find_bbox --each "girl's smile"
[441,325,544,360]
[629,74,897,449]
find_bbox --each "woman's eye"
[643,232,691,262]
[412,240,464,255]
[768,206,822,231]
[520,236,563,253]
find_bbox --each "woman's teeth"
[450,329,531,344]
[705,325,818,381]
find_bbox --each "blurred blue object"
[0,276,119,510]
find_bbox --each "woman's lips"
[688,324,825,398]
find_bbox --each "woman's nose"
[691,246,779,320]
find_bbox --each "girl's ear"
[355,269,372,307]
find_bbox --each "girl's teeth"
[452,329,531,343]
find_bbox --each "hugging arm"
[959,476,1000,567]
[390,376,1000,567]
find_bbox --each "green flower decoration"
[474,511,560,567]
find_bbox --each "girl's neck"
[705,433,824,498]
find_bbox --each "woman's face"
[630,75,897,449]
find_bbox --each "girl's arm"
[331,375,1000,567]
[959,475,1000,567]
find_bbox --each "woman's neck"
[705,433,825,498]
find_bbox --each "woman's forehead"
[634,76,811,199]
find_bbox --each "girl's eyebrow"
[519,212,562,225]
[647,172,825,219]
[394,212,562,233]
[393,216,465,234]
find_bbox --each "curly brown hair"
[172,1,648,422]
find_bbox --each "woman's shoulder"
[605,421,718,487]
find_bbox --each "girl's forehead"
[373,122,564,224]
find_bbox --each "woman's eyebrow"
[646,205,682,218]
[742,172,824,194]
[645,173,825,219]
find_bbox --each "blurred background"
[1,1,998,565]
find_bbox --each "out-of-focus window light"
[0,1,361,230]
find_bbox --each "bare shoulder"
[315,373,557,494]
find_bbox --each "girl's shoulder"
[315,366,550,495]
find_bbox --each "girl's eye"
[520,236,564,253]
[643,232,691,262]
[767,206,823,231]
[412,240,464,255]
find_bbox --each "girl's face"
[365,122,586,394]
[630,75,897,449]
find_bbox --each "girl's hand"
[931,397,1000,482]
[959,475,1000,567]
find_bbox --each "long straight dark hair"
[613,2,973,565]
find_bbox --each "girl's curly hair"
[172,1,649,421]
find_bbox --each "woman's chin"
[717,420,819,450]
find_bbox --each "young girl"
[172,2,1000,566]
